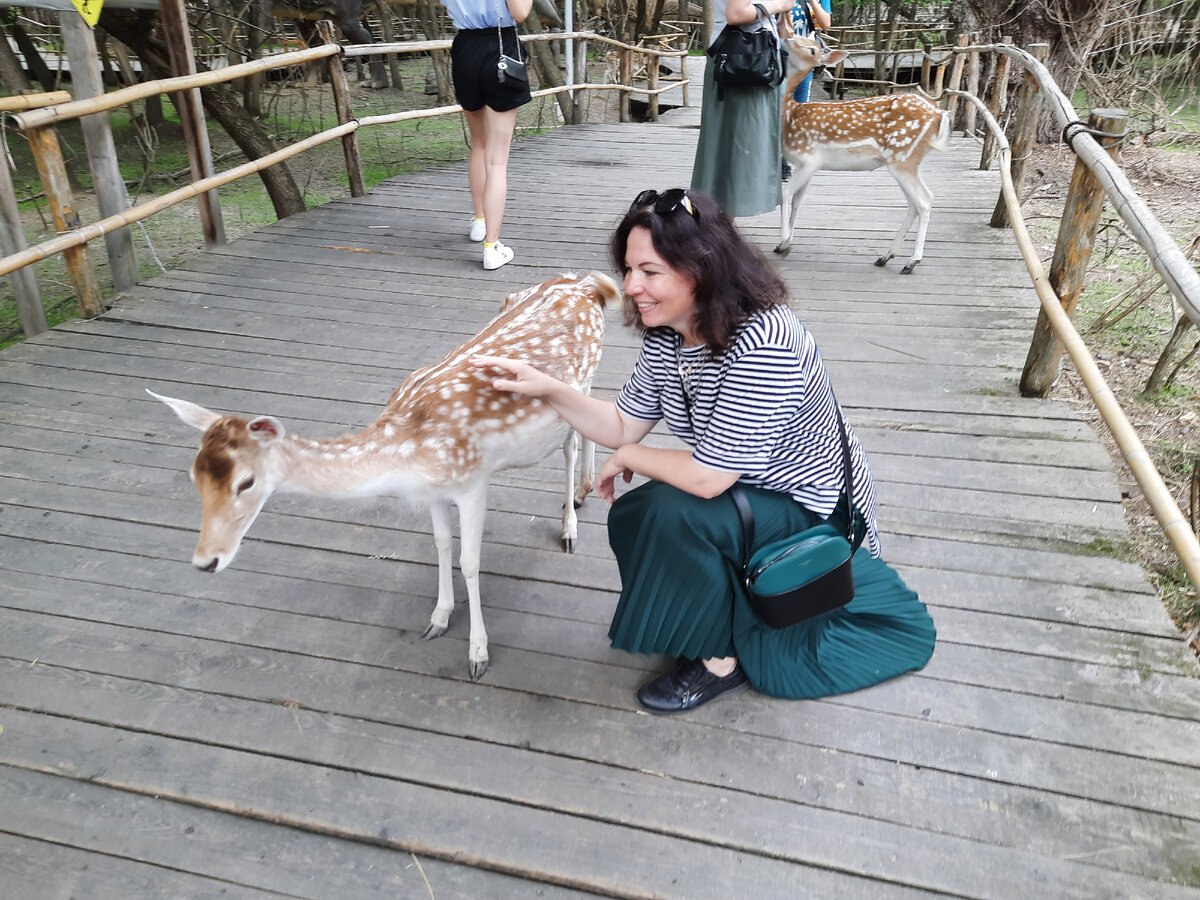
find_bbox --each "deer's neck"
[783,68,815,107]
[273,423,438,499]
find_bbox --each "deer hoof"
[469,658,489,680]
[421,622,447,641]
[874,256,890,268]
[774,243,791,256]
[562,535,577,554]
[900,262,918,275]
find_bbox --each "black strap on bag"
[730,404,866,573]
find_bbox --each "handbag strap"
[496,0,521,62]
[730,401,865,570]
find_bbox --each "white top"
[616,305,881,556]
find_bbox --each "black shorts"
[451,27,532,113]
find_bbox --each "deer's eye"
[236,476,256,495]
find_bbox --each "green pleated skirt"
[690,59,783,219]
[607,481,936,700]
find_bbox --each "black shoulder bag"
[495,0,528,85]
[708,2,786,101]
[729,405,867,628]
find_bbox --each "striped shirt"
[616,305,881,556]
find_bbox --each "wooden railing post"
[24,124,105,318]
[963,38,980,136]
[0,129,46,336]
[990,42,1048,229]
[60,10,139,295]
[979,35,1011,170]
[920,41,931,93]
[320,21,365,198]
[619,49,632,123]
[1020,109,1129,397]
[647,49,660,121]
[945,34,968,125]
[160,0,226,247]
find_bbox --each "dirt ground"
[1022,140,1200,646]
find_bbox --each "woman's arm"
[597,445,740,503]
[808,0,832,30]
[506,0,533,23]
[472,355,656,450]
[725,0,792,26]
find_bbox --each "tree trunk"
[100,9,307,220]
[9,21,57,92]
[0,24,32,94]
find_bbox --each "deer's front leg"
[421,499,456,640]
[456,484,490,680]
[561,430,580,553]
[776,165,815,255]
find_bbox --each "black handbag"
[730,406,867,628]
[708,2,786,100]
[495,0,528,86]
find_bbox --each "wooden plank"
[2,768,606,900]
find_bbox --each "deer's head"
[778,20,848,82]
[150,390,286,573]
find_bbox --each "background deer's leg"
[876,167,931,273]
[421,499,456,640]
[577,435,596,508]
[561,430,580,553]
[455,483,491,679]
[775,163,818,255]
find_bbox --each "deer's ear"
[148,389,221,433]
[826,49,849,65]
[247,416,285,444]
[779,11,794,38]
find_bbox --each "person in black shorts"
[443,0,534,270]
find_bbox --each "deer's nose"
[197,557,219,573]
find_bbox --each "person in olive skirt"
[442,0,533,270]
[474,189,936,713]
[692,0,795,218]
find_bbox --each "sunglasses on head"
[630,188,700,221]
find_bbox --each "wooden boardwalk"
[1,96,1198,898]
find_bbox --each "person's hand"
[597,449,634,504]
[471,355,551,397]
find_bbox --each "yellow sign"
[70,0,103,28]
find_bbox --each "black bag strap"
[730,402,865,570]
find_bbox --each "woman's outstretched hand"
[471,355,553,396]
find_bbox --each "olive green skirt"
[607,481,936,699]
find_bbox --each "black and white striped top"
[616,304,881,556]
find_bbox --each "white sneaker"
[482,242,514,271]
[469,217,486,242]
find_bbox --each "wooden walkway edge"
[1,99,1197,897]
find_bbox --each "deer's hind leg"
[876,166,933,274]
[455,483,491,679]
[561,429,593,553]
[421,499,456,640]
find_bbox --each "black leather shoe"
[636,658,749,713]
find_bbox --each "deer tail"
[580,271,621,307]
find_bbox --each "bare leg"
[463,106,519,244]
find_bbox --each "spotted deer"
[776,21,950,273]
[151,272,618,680]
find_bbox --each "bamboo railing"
[1,30,689,315]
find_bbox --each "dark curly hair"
[609,189,789,353]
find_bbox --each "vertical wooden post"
[979,35,1011,170]
[319,22,365,198]
[24,125,105,318]
[159,0,226,247]
[990,42,1048,229]
[963,40,980,135]
[0,133,46,336]
[1019,109,1128,397]
[619,49,632,123]
[945,34,968,127]
[932,55,947,99]
[920,41,931,93]
[59,10,139,294]
[647,50,659,121]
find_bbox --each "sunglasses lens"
[631,190,658,210]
